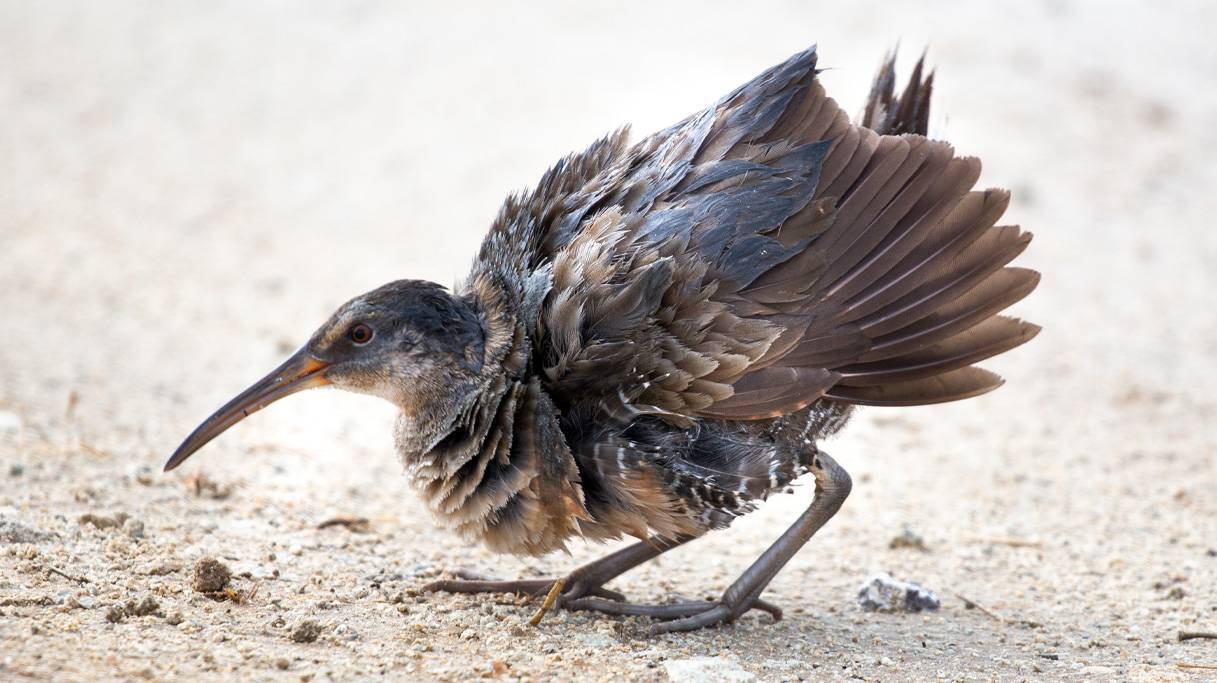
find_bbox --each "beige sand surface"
[2,2,1216,681]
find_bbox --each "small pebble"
[146,561,182,576]
[857,572,940,613]
[275,658,290,670]
[8,464,23,477]
[122,518,145,539]
[79,513,119,530]
[0,410,21,434]
[889,528,929,551]
[130,596,160,616]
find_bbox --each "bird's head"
[164,279,486,471]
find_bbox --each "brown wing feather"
[825,366,1003,406]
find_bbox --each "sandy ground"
[3,1,1217,681]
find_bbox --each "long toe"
[648,604,735,634]
[563,595,783,632]
[421,573,627,606]
[422,576,554,596]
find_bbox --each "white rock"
[857,572,940,613]
[0,411,20,435]
[664,656,755,682]
[575,632,614,649]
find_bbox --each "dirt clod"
[192,557,232,593]
[131,596,160,616]
[78,512,128,530]
[317,516,371,533]
[889,528,929,551]
[290,620,324,643]
[105,596,161,622]
[184,472,233,500]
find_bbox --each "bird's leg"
[564,451,851,634]
[422,534,697,605]
[650,451,851,634]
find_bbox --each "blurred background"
[2,1,1215,680]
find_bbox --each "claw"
[528,578,567,626]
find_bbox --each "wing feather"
[481,46,1038,422]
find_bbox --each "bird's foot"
[423,570,781,633]
[421,569,626,605]
[562,594,782,634]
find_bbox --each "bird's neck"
[392,269,537,453]
[393,267,587,555]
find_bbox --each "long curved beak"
[164,350,331,472]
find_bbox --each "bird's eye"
[348,323,373,345]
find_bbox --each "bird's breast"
[395,377,588,556]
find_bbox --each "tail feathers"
[860,50,935,136]
[807,51,1036,407]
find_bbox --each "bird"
[166,44,1039,634]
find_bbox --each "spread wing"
[475,46,1039,422]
